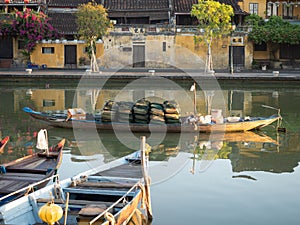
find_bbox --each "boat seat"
[78,204,108,217]
[5,168,49,175]
[37,152,59,158]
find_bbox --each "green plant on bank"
[246,15,300,60]
[76,1,112,72]
[191,0,234,73]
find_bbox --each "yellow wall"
[238,0,266,18]
[30,41,104,69]
[28,34,252,70]
[101,34,252,70]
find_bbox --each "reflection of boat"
[0,137,65,205]
[0,137,152,225]
[0,136,9,153]
[199,131,278,144]
[23,107,280,133]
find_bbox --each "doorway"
[64,45,77,68]
[229,46,245,69]
[133,43,145,67]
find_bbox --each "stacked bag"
[132,99,151,124]
[101,100,117,122]
[101,99,181,124]
[117,101,134,123]
[149,102,165,124]
[163,100,181,124]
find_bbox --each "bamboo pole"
[140,136,153,220]
[63,192,69,225]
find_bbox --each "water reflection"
[1,81,300,224]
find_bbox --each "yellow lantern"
[38,201,63,225]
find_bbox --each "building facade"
[1,0,299,70]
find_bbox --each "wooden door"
[133,43,145,67]
[0,37,13,59]
[229,46,245,68]
[64,45,77,68]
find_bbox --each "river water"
[0,76,300,225]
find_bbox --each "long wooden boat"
[23,107,281,133]
[0,137,152,225]
[0,138,65,205]
[0,136,9,153]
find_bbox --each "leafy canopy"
[76,2,111,43]
[247,15,300,45]
[191,0,234,43]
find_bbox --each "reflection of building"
[229,141,300,173]
[29,90,65,111]
[10,87,278,117]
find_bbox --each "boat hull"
[0,151,150,225]
[23,107,280,133]
[0,139,65,205]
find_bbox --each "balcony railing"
[110,24,250,36]
[0,0,42,4]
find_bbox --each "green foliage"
[191,0,234,44]
[0,9,60,56]
[191,0,234,71]
[244,14,265,26]
[76,2,111,43]
[248,15,300,45]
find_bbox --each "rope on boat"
[104,212,115,225]
[138,182,146,210]
[88,180,142,225]
[24,186,34,196]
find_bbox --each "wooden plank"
[94,164,143,178]
[5,168,48,174]
[0,180,36,194]
[36,198,124,208]
[77,181,136,189]
[0,172,46,178]
[63,187,130,196]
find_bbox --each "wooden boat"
[0,136,9,153]
[0,136,152,225]
[23,107,281,133]
[0,135,65,205]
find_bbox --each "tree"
[76,2,111,72]
[247,15,300,60]
[191,0,234,73]
[0,9,60,62]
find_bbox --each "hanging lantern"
[5,0,10,4]
[24,0,29,4]
[38,202,63,225]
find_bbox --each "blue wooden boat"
[0,137,152,225]
[0,134,65,206]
